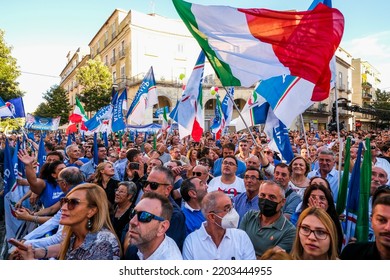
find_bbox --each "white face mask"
[214,208,240,229]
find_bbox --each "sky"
[1,0,390,114]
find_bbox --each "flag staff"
[300,114,310,158]
[222,86,258,146]
[333,81,343,186]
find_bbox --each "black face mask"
[258,198,279,217]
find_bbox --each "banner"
[25,113,61,131]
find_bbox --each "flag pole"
[333,81,343,184]
[223,86,258,146]
[300,114,310,158]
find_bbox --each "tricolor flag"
[127,66,158,125]
[161,106,169,131]
[230,91,269,132]
[69,97,88,123]
[176,51,205,141]
[173,0,344,101]
[210,95,224,140]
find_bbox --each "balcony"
[362,92,373,100]
[110,56,116,65]
[362,82,372,89]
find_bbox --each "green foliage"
[34,85,72,125]
[0,117,25,133]
[0,29,24,100]
[371,89,390,127]
[76,58,112,112]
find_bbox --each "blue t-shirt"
[39,180,64,208]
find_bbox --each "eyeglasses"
[142,180,170,190]
[222,161,236,167]
[60,197,85,210]
[193,171,203,177]
[299,226,329,240]
[130,209,165,223]
[244,175,260,181]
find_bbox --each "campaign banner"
[25,113,61,131]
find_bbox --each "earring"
[87,218,92,230]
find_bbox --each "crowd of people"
[0,127,390,260]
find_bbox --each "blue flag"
[111,89,127,132]
[1,97,26,118]
[221,87,235,126]
[37,136,47,175]
[84,105,113,132]
[102,131,109,148]
[93,133,98,168]
[343,142,363,247]
[126,66,158,124]
[66,133,72,147]
[169,100,180,123]
[3,139,17,195]
[17,138,26,178]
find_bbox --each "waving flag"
[357,138,371,242]
[221,87,235,126]
[343,142,363,247]
[0,97,13,117]
[264,107,294,163]
[36,135,47,175]
[111,89,127,132]
[210,95,224,140]
[84,105,113,132]
[176,51,205,141]
[161,106,170,131]
[69,97,88,123]
[3,139,17,195]
[2,97,25,118]
[230,91,269,132]
[169,100,179,123]
[173,0,344,101]
[127,67,158,125]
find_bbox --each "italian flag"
[68,97,88,134]
[173,0,344,101]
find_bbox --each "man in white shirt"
[182,191,255,260]
[208,156,245,199]
[128,192,182,260]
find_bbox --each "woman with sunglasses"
[94,162,119,209]
[291,207,339,260]
[15,183,121,260]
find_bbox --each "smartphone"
[8,239,28,251]
[129,162,140,170]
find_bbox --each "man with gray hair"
[307,149,341,201]
[239,180,296,258]
[182,191,255,260]
[64,144,88,168]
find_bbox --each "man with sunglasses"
[192,164,211,184]
[128,192,182,260]
[182,191,255,260]
[123,166,186,259]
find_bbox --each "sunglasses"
[193,171,203,177]
[130,209,165,223]
[60,197,85,210]
[142,180,170,190]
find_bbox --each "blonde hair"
[291,207,339,260]
[58,183,120,259]
[94,162,113,184]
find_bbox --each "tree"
[371,89,390,128]
[0,29,23,100]
[76,58,112,113]
[34,85,72,125]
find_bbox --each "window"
[338,72,343,86]
[120,65,125,79]
[112,71,117,83]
